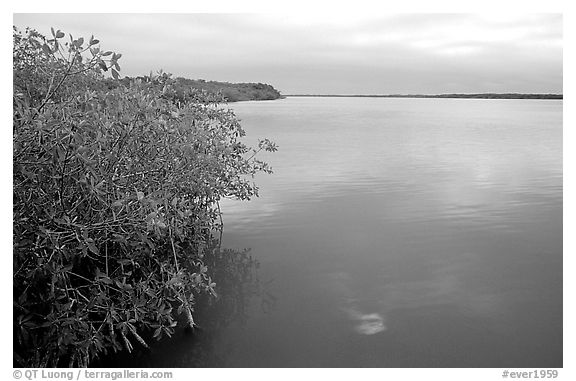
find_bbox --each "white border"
[3,2,572,380]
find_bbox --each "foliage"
[13,26,121,112]
[142,77,283,103]
[93,245,270,367]
[13,27,277,367]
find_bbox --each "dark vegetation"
[289,93,563,99]
[172,78,283,102]
[13,26,277,367]
[113,77,283,103]
[93,247,275,367]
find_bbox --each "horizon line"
[284,93,563,99]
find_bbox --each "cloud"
[13,13,562,94]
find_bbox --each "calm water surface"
[139,97,562,367]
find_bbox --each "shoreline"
[285,93,563,100]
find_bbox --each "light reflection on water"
[216,97,562,367]
[149,97,562,367]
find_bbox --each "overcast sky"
[13,13,562,94]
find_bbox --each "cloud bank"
[13,13,562,94]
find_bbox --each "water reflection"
[324,272,387,335]
[213,98,562,367]
[93,245,273,368]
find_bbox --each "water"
[130,97,563,367]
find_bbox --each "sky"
[12,13,563,95]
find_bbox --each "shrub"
[13,27,277,367]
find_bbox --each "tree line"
[105,76,283,103]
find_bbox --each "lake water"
[124,97,563,367]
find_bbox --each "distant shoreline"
[285,93,562,100]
